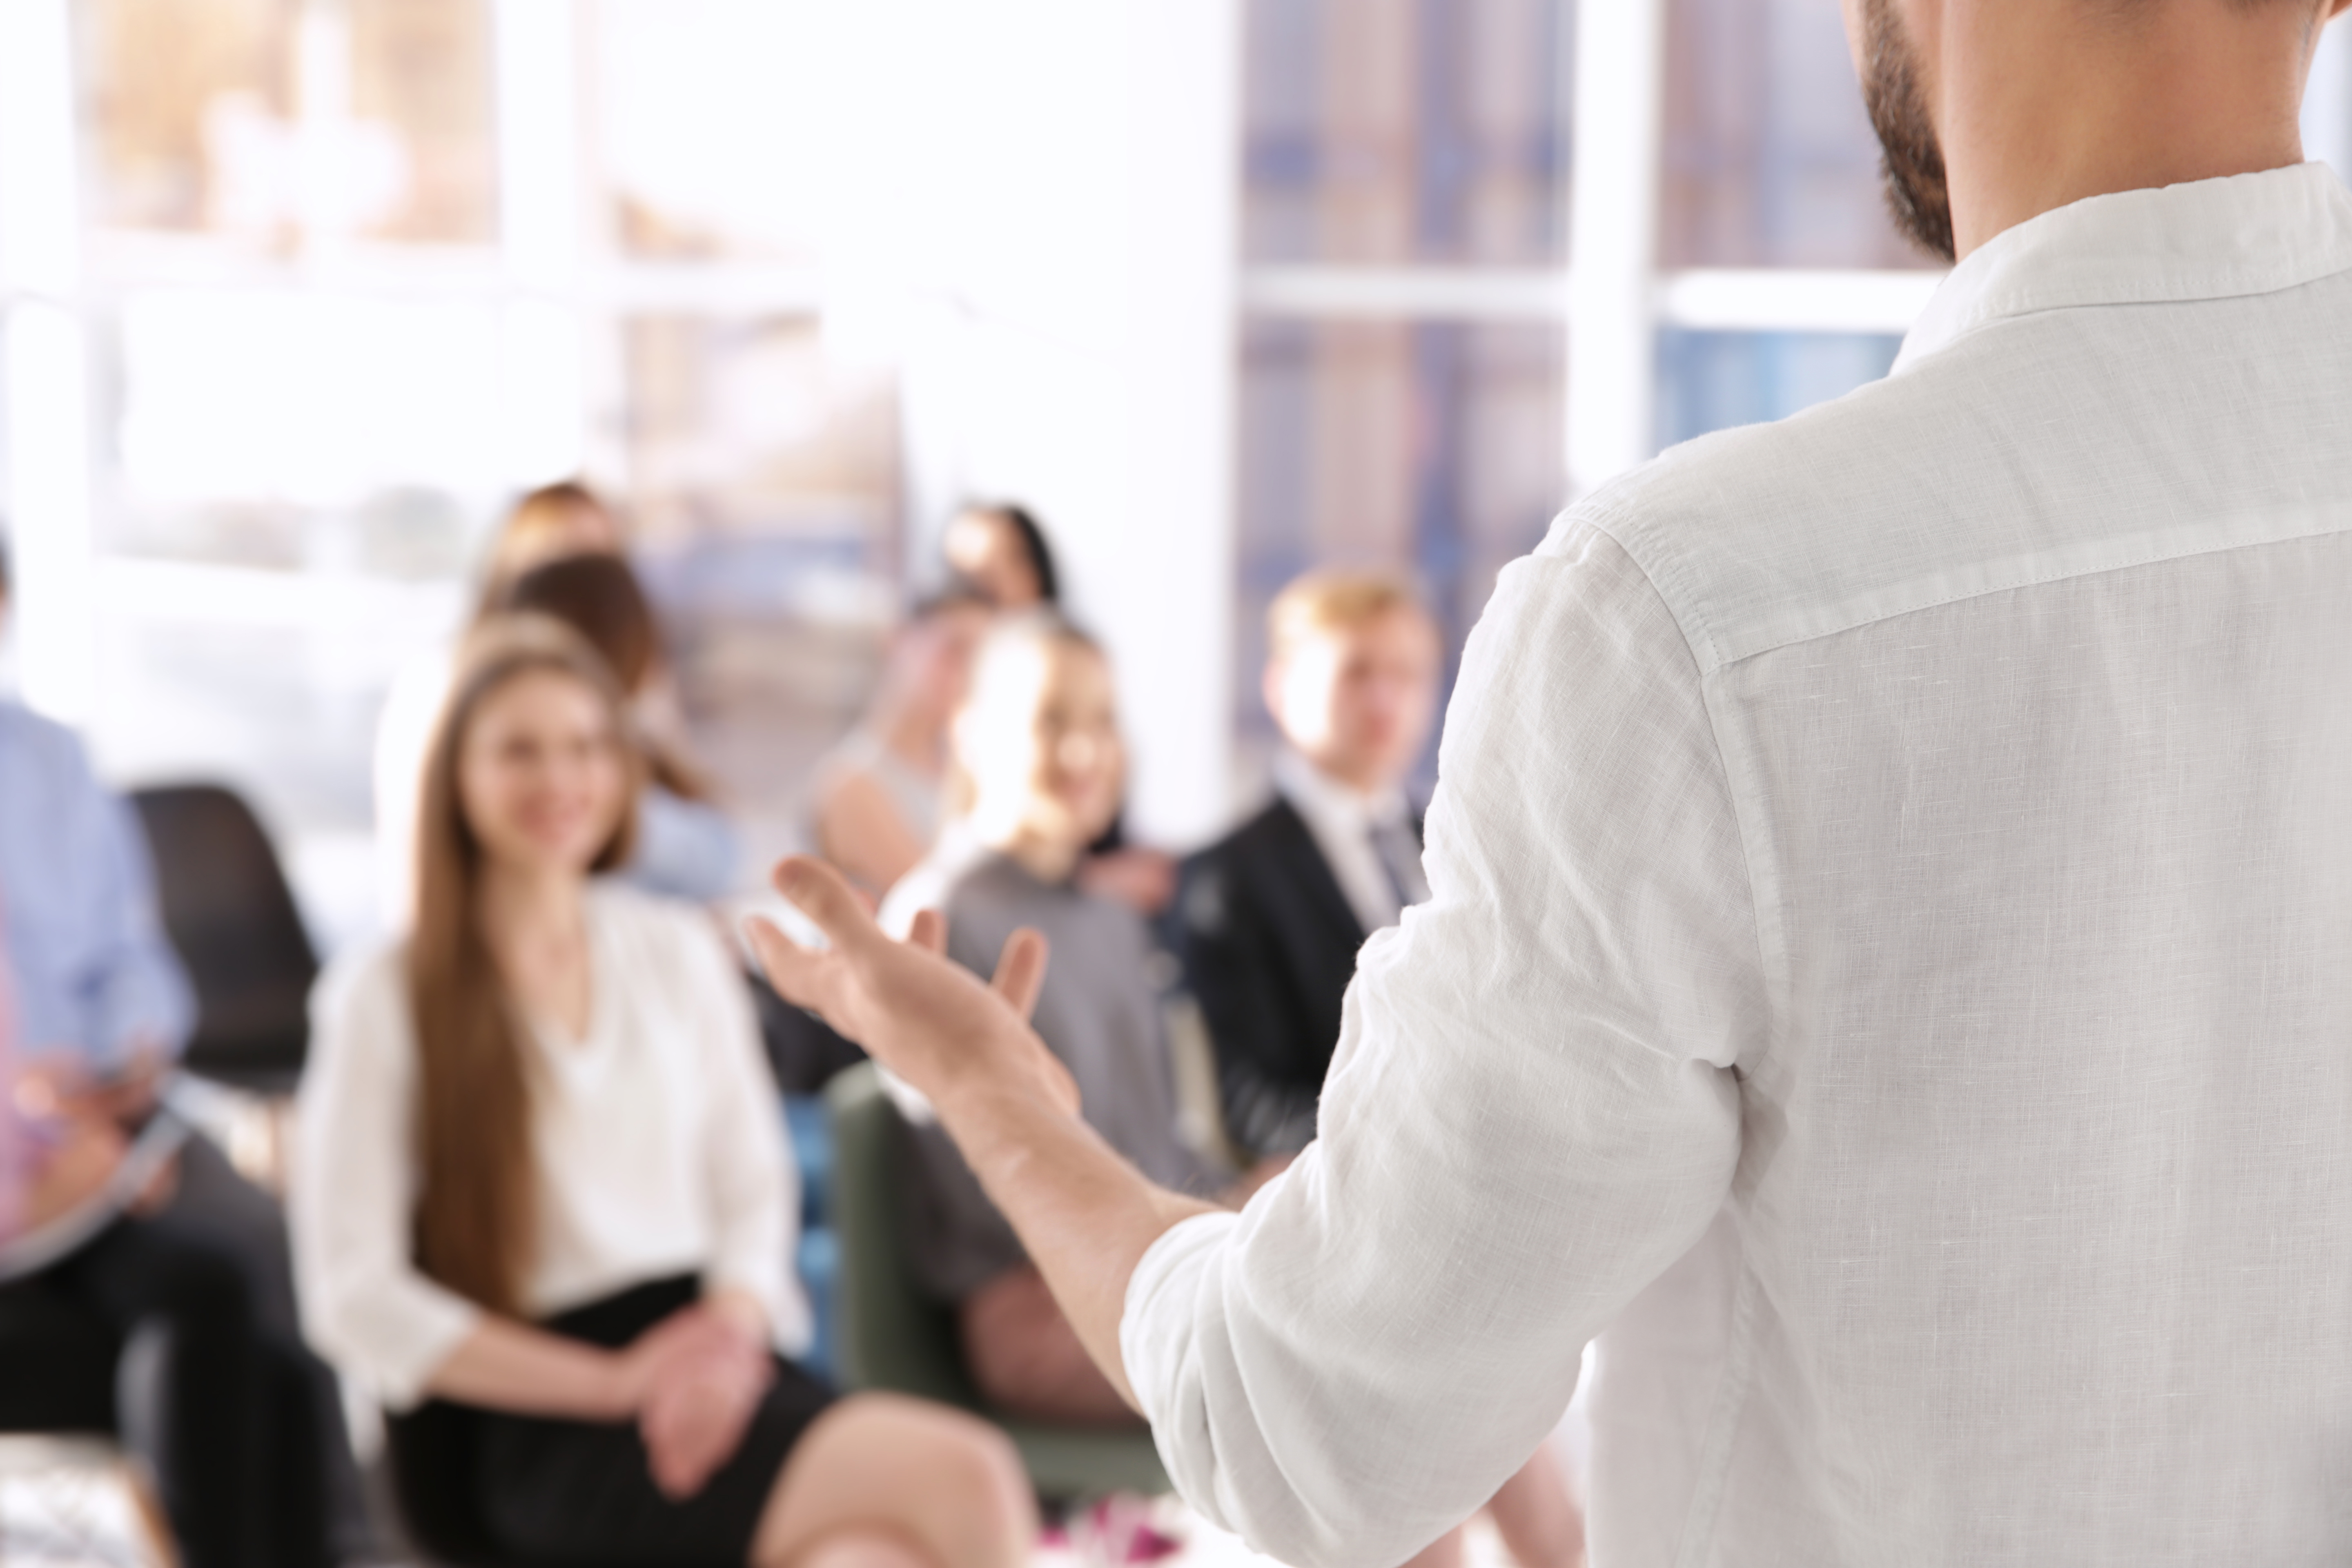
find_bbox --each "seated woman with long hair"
[295,618,1033,1568]
[492,552,743,901]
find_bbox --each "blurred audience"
[882,612,1267,1426]
[942,502,1058,610]
[296,617,1033,1568]
[810,586,994,897]
[491,552,744,902]
[1173,570,1584,1568]
[943,501,1176,916]
[0,550,341,1568]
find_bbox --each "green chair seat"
[824,1062,1170,1500]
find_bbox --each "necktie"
[1368,817,1430,915]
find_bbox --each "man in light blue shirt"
[0,694,195,1089]
[0,547,343,1567]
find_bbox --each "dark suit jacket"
[1172,795,1419,1158]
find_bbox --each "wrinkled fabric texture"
[1122,164,2352,1567]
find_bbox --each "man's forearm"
[936,1079,1216,1409]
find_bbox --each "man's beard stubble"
[1861,0,1956,263]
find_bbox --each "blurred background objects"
[0,0,2346,964]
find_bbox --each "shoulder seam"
[1568,519,1781,1072]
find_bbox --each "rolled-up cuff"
[1118,1209,1242,1430]
[363,1294,482,1413]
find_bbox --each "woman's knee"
[757,1394,1033,1568]
[840,1396,1031,1538]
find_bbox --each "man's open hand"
[743,857,1078,1121]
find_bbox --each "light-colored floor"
[0,1469,1518,1568]
[0,1438,174,1568]
[0,1388,1588,1567]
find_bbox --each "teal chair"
[824,1063,1171,1500]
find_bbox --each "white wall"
[887,0,1242,848]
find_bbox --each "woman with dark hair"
[296,618,1034,1568]
[942,503,1058,609]
[492,553,742,900]
[480,481,626,604]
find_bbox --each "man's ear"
[1261,659,1288,732]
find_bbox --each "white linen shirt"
[1272,748,1419,935]
[293,883,808,1409]
[1120,163,2352,1567]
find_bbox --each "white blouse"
[293,883,808,1409]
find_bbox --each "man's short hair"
[1267,568,1430,664]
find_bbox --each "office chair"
[129,784,319,1096]
[824,1063,1171,1501]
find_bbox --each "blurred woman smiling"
[296,618,1032,1568]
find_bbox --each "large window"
[2,0,905,948]
[5,0,2350,920]
[1235,0,1570,792]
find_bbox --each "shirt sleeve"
[1119,517,1766,1568]
[290,950,482,1410]
[681,915,808,1355]
[85,788,197,1071]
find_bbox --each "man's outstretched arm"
[751,517,1764,1567]
[745,868,1210,1411]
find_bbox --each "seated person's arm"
[47,752,197,1106]
[748,521,1760,1566]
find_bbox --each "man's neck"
[1937,0,2321,258]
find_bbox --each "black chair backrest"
[130,784,319,1094]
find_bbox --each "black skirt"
[388,1276,836,1568]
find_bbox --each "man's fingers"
[742,916,833,1014]
[990,927,1051,1023]
[768,855,884,951]
[908,907,948,955]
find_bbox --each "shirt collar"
[1894,162,2352,374]
[1272,749,1409,835]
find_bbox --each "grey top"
[886,842,1218,1301]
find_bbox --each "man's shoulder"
[1563,362,1980,673]
[1177,797,1332,943]
[0,697,96,780]
[1188,796,1310,870]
